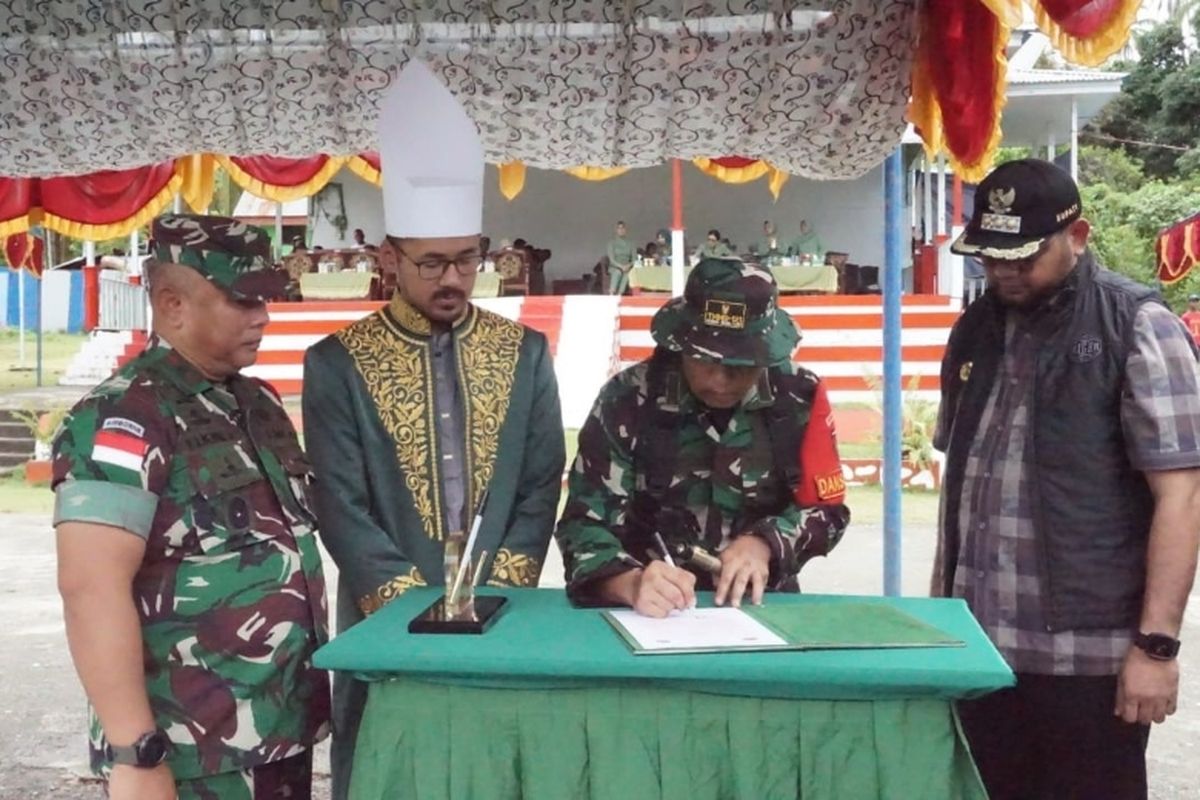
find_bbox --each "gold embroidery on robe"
[336,295,524,542]
[359,567,426,616]
[457,311,523,506]
[487,548,541,587]
[337,310,442,539]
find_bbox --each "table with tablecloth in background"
[770,264,839,293]
[299,271,378,300]
[314,588,1012,800]
[471,272,502,298]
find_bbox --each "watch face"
[1138,633,1180,660]
[137,733,169,765]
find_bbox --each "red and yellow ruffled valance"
[217,154,348,203]
[692,157,789,200]
[1158,213,1200,285]
[912,0,1141,182]
[0,161,184,240]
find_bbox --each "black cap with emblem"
[951,159,1082,261]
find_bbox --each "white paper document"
[604,607,788,654]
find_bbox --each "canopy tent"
[0,0,1146,596]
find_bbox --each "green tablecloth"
[629,265,688,292]
[316,590,1011,800]
[771,264,839,293]
[299,271,376,300]
[472,272,502,298]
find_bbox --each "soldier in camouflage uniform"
[556,258,850,617]
[52,214,330,800]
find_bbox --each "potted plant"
[11,406,69,485]
[862,372,941,489]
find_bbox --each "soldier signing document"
[51,215,330,800]
[556,258,850,617]
[302,61,565,800]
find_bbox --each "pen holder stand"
[408,595,507,634]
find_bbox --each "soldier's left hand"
[1115,646,1179,725]
[714,535,772,608]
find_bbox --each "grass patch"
[0,330,86,392]
[844,484,940,527]
[838,441,881,459]
[0,470,55,515]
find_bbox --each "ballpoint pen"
[449,488,489,605]
[652,532,677,568]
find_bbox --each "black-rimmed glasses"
[396,245,484,281]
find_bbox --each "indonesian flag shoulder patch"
[92,429,149,473]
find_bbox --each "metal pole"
[936,154,947,238]
[671,159,685,297]
[883,148,905,597]
[921,154,933,245]
[17,266,25,367]
[275,202,284,260]
[37,234,49,387]
[1069,98,1079,180]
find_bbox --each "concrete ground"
[2,513,1197,799]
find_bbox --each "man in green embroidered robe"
[301,61,565,800]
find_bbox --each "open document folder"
[603,602,964,655]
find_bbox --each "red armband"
[795,380,845,505]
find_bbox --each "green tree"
[1091,21,1200,180]
[1077,145,1145,193]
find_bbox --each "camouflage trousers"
[107,751,313,800]
[178,752,313,800]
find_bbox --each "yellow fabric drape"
[767,166,789,201]
[1029,0,1141,67]
[498,162,527,200]
[216,155,348,202]
[347,155,382,187]
[177,153,216,213]
[563,166,631,181]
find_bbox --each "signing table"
[315,589,1012,800]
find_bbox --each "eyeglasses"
[396,245,483,281]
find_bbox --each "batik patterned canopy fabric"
[0,0,916,180]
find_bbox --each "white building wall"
[321,163,890,286]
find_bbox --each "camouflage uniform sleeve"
[554,376,639,604]
[742,380,849,585]
[51,389,170,537]
[488,334,565,588]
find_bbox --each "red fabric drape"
[708,156,761,170]
[358,152,380,172]
[1037,0,1121,38]
[919,0,1005,173]
[1158,213,1200,285]
[0,163,179,238]
[4,233,45,277]
[226,155,335,187]
[42,163,177,224]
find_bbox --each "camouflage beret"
[150,214,287,301]
[651,257,799,368]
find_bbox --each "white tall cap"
[379,60,484,239]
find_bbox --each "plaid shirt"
[940,301,1200,675]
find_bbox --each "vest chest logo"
[1070,334,1103,363]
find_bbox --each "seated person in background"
[694,229,734,260]
[651,228,672,262]
[606,221,636,296]
[756,220,781,257]
[352,228,378,252]
[787,219,825,261]
[555,259,850,617]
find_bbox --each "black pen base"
[408,595,507,634]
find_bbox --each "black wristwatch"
[1133,632,1181,661]
[106,730,171,767]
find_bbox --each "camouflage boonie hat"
[149,214,287,301]
[651,258,799,367]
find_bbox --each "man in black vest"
[935,159,1200,799]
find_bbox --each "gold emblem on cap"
[988,188,1016,214]
[703,299,747,330]
[959,361,973,382]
